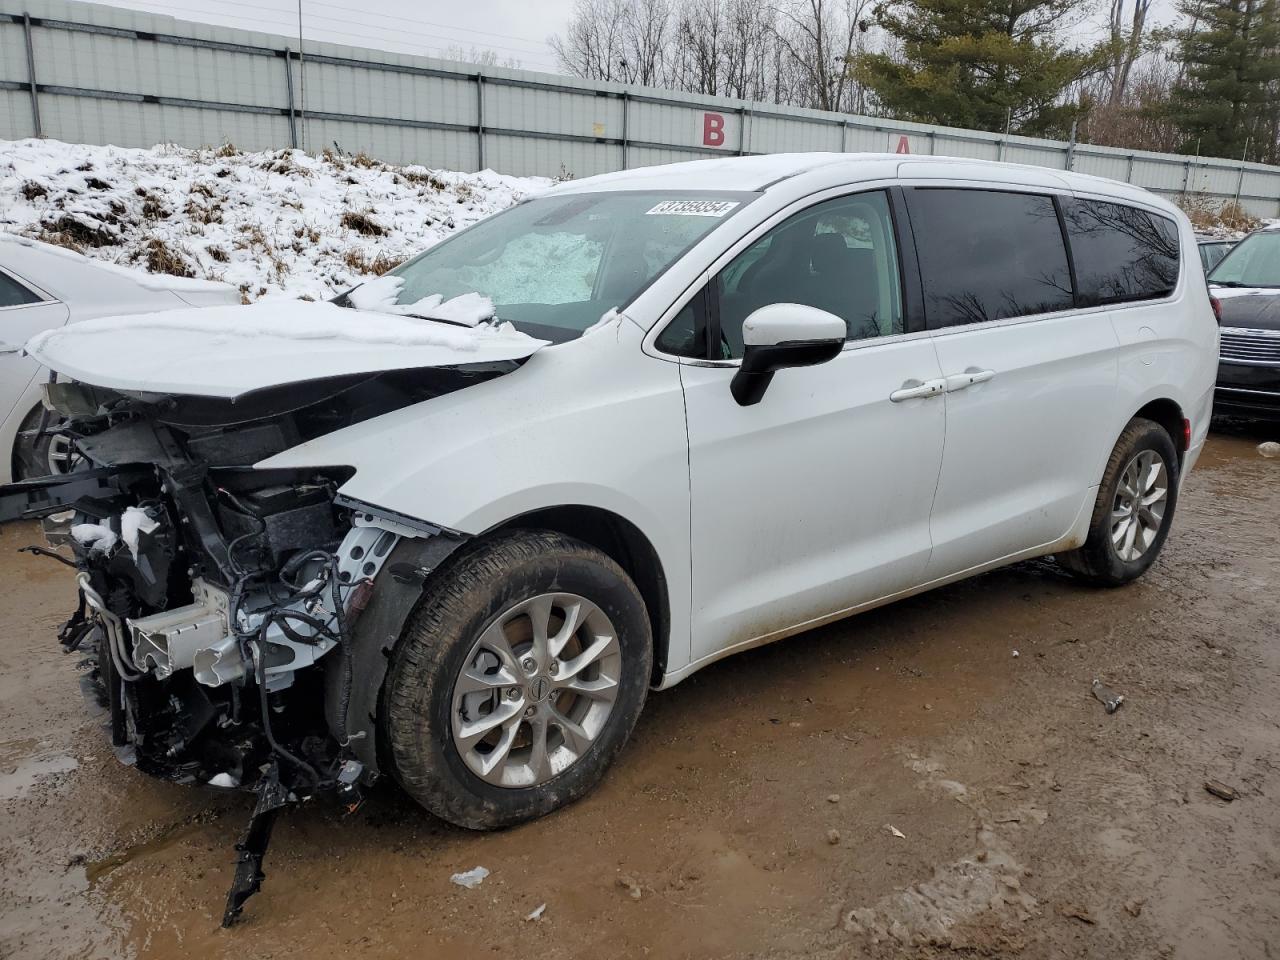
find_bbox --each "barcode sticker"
[645,200,739,217]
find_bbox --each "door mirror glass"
[731,303,845,406]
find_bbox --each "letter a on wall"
[703,112,726,148]
[894,135,911,154]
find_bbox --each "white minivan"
[4,154,1216,916]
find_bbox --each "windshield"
[351,191,754,342]
[1209,231,1280,287]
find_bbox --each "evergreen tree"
[850,0,1103,136]
[1167,0,1280,162]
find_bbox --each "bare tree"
[773,0,870,112]
[1106,0,1155,104]
[550,0,632,81]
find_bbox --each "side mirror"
[730,303,846,406]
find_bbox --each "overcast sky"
[86,0,1183,77]
[85,0,577,73]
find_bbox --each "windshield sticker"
[646,200,740,218]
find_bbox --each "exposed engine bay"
[0,366,499,923]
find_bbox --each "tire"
[1056,417,1180,586]
[383,529,652,830]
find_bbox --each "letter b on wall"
[703,112,726,148]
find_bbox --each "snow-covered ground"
[0,138,551,302]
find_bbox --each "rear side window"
[0,270,42,308]
[907,189,1073,327]
[1063,199,1179,305]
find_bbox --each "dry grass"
[340,210,386,236]
[143,237,195,278]
[341,249,405,275]
[20,181,47,201]
[214,142,239,158]
[401,168,448,191]
[183,198,224,225]
[1178,195,1261,233]
[141,197,170,221]
[43,214,114,248]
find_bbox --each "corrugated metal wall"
[3,0,1278,215]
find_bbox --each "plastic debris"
[450,866,490,889]
[826,793,841,803]
[886,824,906,839]
[616,874,643,900]
[1257,441,1280,458]
[827,829,841,845]
[207,772,240,788]
[1012,649,1020,658]
[525,903,547,921]
[1091,679,1125,714]
[1204,779,1240,802]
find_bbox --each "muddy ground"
[2,423,1278,960]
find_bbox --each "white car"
[0,154,1216,921]
[0,234,238,482]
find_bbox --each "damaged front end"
[1,371,478,924]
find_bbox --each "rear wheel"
[383,530,652,829]
[1057,417,1180,586]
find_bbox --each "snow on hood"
[25,299,548,399]
[346,275,495,326]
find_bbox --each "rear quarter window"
[906,188,1074,327]
[1062,199,1180,306]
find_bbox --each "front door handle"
[890,378,946,402]
[944,368,995,393]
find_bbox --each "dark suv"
[1208,226,1280,416]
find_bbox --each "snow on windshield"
[347,275,496,326]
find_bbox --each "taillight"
[1210,293,1222,323]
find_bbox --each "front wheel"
[383,530,652,829]
[1057,417,1180,586]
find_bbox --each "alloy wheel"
[450,593,622,788]
[1110,449,1169,562]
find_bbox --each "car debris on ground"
[449,866,490,889]
[1204,779,1240,802]
[1091,679,1125,714]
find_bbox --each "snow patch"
[0,138,550,302]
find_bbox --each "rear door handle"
[890,378,946,402]
[944,368,995,393]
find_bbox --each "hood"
[25,299,549,399]
[1211,285,1280,332]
